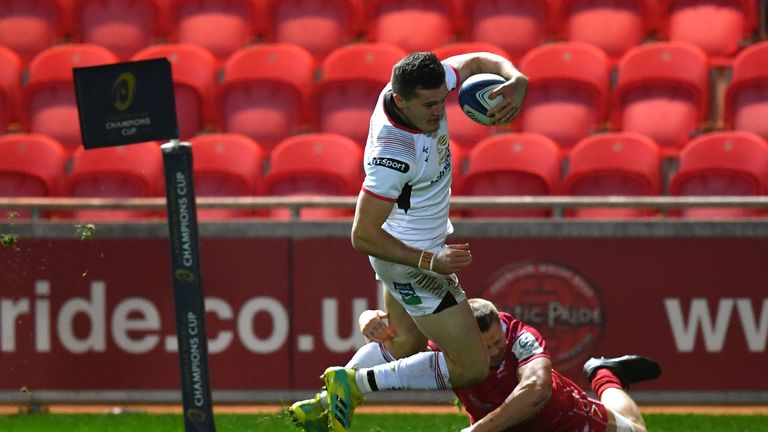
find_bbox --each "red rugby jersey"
[448,312,609,432]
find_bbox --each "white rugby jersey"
[361,63,459,250]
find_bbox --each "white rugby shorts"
[370,254,466,316]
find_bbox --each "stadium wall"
[0,220,767,404]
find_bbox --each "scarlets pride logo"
[483,262,604,373]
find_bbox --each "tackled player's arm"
[464,357,553,432]
[351,190,424,268]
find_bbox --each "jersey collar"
[383,91,422,134]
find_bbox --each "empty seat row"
[0,41,402,153]
[0,40,406,151]
[0,132,362,221]
[455,130,768,219]
[4,39,768,159]
[0,0,759,66]
[3,130,767,221]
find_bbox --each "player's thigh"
[383,287,427,358]
[412,300,488,376]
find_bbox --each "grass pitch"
[0,412,767,431]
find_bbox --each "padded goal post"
[74,59,216,432]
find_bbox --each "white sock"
[355,351,451,393]
[346,342,395,369]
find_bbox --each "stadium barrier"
[1,196,767,405]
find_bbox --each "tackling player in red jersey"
[359,298,661,432]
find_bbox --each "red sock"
[591,368,623,398]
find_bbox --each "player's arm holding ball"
[444,52,528,125]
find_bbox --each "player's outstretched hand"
[358,309,395,342]
[432,243,473,275]
[487,74,528,125]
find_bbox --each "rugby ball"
[458,73,506,126]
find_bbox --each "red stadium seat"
[0,134,67,218]
[71,0,165,61]
[558,0,657,64]
[21,44,119,154]
[62,141,164,220]
[314,43,406,146]
[724,41,768,141]
[218,43,316,152]
[669,131,768,219]
[364,0,461,53]
[152,0,173,32]
[464,0,556,62]
[562,132,661,219]
[431,41,511,60]
[612,41,710,155]
[433,42,511,150]
[264,133,362,219]
[0,0,71,64]
[518,42,611,149]
[132,43,218,140]
[458,133,562,218]
[166,0,262,63]
[189,133,265,219]
[0,46,22,131]
[263,0,363,63]
[657,0,757,66]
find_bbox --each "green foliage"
[75,223,96,240]
[0,232,18,247]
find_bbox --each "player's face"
[395,85,449,133]
[481,320,507,368]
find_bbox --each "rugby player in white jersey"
[289,51,528,432]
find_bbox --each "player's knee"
[476,347,491,373]
[450,357,489,387]
[384,334,426,359]
[465,348,490,383]
[466,364,489,385]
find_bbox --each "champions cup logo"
[175,268,195,282]
[112,72,136,111]
[186,408,206,421]
[482,261,604,373]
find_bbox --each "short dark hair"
[391,52,445,101]
[469,298,500,333]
